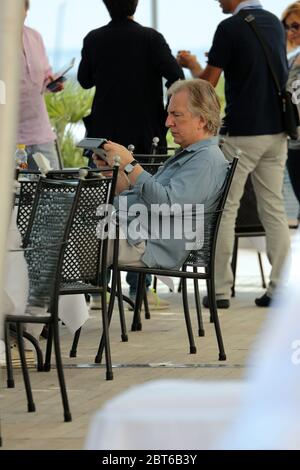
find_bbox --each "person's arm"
[177,51,222,87]
[78,34,95,89]
[177,22,231,88]
[93,143,144,195]
[149,30,185,86]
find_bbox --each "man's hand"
[92,154,113,177]
[176,51,202,77]
[103,141,134,171]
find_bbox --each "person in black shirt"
[78,0,184,307]
[78,0,184,154]
[177,0,290,308]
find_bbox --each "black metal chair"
[16,168,126,369]
[5,169,119,421]
[96,158,239,364]
[5,178,79,422]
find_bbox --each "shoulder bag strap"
[239,10,282,96]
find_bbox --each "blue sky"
[27,0,289,65]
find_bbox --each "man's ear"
[198,117,207,130]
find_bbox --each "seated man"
[95,79,228,274]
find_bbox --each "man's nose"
[166,115,173,127]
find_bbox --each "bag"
[281,90,299,140]
[240,12,300,139]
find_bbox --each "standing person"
[18,0,62,170]
[177,0,290,308]
[282,1,300,207]
[78,0,184,308]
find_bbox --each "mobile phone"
[77,138,108,161]
[46,76,67,91]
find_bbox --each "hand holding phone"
[77,137,109,163]
[46,76,66,92]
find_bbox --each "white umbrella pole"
[0,0,23,338]
[151,0,158,30]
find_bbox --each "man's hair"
[168,79,222,135]
[24,0,30,10]
[103,0,138,19]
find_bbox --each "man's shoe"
[255,293,272,307]
[147,289,170,310]
[202,295,230,309]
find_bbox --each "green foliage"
[45,80,94,167]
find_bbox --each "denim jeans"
[126,272,152,297]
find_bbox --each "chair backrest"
[17,178,39,240]
[16,169,109,241]
[184,157,239,270]
[61,166,119,287]
[134,153,170,165]
[24,178,79,308]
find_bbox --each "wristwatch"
[124,159,139,175]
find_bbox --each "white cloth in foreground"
[218,229,300,450]
[86,229,300,450]
[86,380,247,450]
[1,210,29,339]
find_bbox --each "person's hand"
[45,75,65,93]
[92,154,113,177]
[176,51,202,77]
[103,141,134,170]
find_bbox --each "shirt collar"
[233,1,263,15]
[172,137,219,166]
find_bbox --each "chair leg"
[52,318,72,422]
[16,323,36,413]
[144,288,151,320]
[69,328,81,358]
[181,277,197,354]
[153,275,157,293]
[231,235,239,298]
[116,271,128,342]
[257,252,267,288]
[99,287,114,380]
[207,279,226,361]
[207,279,214,324]
[131,273,145,331]
[21,330,44,372]
[178,278,183,293]
[5,321,14,388]
[95,270,121,365]
[193,268,205,337]
[44,324,53,372]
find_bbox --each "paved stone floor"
[0,244,273,450]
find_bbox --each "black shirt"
[78,19,184,153]
[208,9,288,136]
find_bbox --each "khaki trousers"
[215,133,290,299]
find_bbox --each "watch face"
[125,160,138,174]
[125,163,133,174]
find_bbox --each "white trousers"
[215,133,290,299]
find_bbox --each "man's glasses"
[285,22,300,32]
